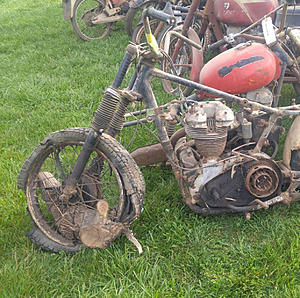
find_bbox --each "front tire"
[71,0,112,41]
[18,128,145,252]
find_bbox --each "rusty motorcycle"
[159,0,300,97]
[19,3,300,253]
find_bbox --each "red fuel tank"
[199,43,281,95]
[214,0,278,26]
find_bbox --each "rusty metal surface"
[130,128,186,166]
[245,163,279,198]
[131,143,168,166]
[283,115,300,169]
[92,13,125,24]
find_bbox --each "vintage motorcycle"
[19,3,300,253]
[159,0,300,96]
[62,0,132,40]
[62,0,176,40]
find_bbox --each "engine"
[177,101,283,214]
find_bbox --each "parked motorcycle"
[159,0,300,97]
[19,3,300,253]
[62,0,131,41]
[62,0,175,41]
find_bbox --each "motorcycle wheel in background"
[125,0,165,37]
[71,0,113,41]
[131,19,162,43]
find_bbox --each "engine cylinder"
[184,101,234,160]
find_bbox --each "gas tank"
[199,43,281,95]
[214,0,279,26]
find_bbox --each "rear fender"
[187,28,203,82]
[283,115,300,170]
[163,26,203,82]
[62,0,76,20]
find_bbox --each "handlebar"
[207,38,228,51]
[144,7,176,25]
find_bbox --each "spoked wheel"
[161,28,194,96]
[71,0,112,41]
[18,128,145,252]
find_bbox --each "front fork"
[60,46,136,201]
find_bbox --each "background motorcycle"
[62,0,131,40]
[159,1,300,102]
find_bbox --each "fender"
[62,0,76,20]
[187,28,203,83]
[163,26,203,83]
[283,115,300,170]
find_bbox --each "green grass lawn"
[0,0,299,296]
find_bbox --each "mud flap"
[62,0,76,20]
[283,115,300,170]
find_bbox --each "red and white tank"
[199,42,282,95]
[214,0,279,26]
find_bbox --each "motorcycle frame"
[60,4,300,213]
[60,35,300,210]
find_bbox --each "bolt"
[245,212,251,220]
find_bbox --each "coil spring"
[166,120,176,137]
[91,87,120,132]
[108,98,130,133]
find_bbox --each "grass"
[0,0,299,296]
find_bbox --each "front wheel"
[71,0,112,41]
[18,128,145,252]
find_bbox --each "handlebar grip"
[207,38,227,51]
[144,7,176,25]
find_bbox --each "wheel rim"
[27,140,124,247]
[162,35,193,95]
[73,0,112,40]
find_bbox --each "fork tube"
[112,44,136,88]
[62,129,100,195]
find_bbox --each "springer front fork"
[60,45,137,201]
